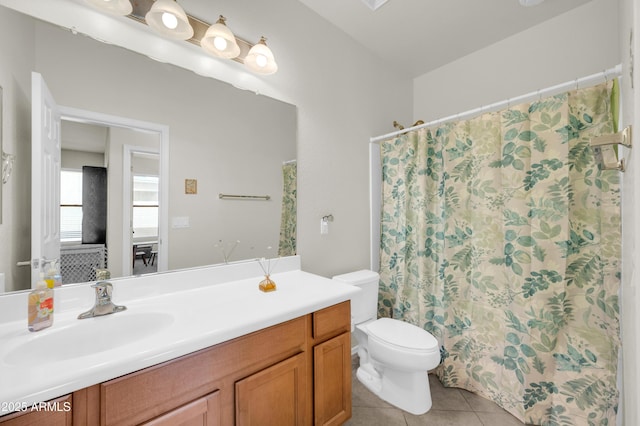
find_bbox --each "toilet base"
[356,362,432,415]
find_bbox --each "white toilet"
[333,270,440,415]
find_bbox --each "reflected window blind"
[60,170,83,241]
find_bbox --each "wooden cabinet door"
[314,333,351,426]
[141,391,220,426]
[0,394,72,426]
[235,353,306,426]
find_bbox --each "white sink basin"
[3,312,174,365]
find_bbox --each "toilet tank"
[332,270,380,324]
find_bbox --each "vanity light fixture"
[145,0,194,41]
[84,0,132,16]
[245,37,278,75]
[201,16,241,59]
[85,0,278,74]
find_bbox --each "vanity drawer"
[312,301,350,342]
[141,391,220,426]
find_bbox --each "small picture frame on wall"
[185,178,197,194]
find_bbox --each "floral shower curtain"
[278,162,297,257]
[378,81,621,425]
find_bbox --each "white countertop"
[0,257,359,414]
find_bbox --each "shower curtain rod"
[370,64,623,144]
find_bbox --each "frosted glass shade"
[145,0,194,40]
[245,37,278,75]
[85,0,132,16]
[518,0,545,6]
[201,16,240,59]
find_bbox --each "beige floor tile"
[475,411,526,426]
[405,410,484,426]
[459,389,506,413]
[344,406,407,426]
[428,375,473,411]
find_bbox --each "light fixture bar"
[127,0,253,64]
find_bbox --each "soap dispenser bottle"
[28,273,54,332]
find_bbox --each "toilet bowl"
[332,270,440,415]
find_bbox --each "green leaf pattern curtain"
[379,81,620,425]
[278,162,297,257]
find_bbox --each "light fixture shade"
[85,0,132,16]
[145,0,194,40]
[245,37,278,75]
[201,16,241,59]
[518,0,545,6]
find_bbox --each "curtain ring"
[603,69,608,83]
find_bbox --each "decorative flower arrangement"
[214,239,240,264]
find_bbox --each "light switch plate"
[172,216,190,228]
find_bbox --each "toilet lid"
[367,318,438,351]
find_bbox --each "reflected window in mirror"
[132,175,159,241]
[60,170,83,242]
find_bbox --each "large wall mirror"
[0,85,3,226]
[0,4,297,293]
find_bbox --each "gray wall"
[0,8,34,291]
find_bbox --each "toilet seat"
[367,318,438,353]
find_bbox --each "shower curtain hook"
[575,78,579,90]
[603,69,608,83]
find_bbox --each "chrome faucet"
[78,281,127,319]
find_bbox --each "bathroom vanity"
[0,256,358,426]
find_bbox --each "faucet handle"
[95,268,111,281]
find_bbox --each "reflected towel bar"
[219,193,271,200]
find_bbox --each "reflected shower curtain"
[378,81,621,425]
[278,162,297,257]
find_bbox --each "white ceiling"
[298,0,594,78]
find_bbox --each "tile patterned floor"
[346,367,528,426]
